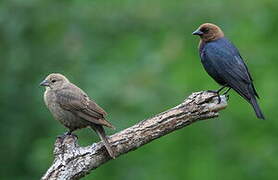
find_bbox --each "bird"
[40,73,116,158]
[192,23,265,119]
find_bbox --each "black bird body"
[193,23,264,119]
[199,38,252,89]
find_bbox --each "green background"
[0,0,277,179]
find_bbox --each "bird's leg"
[57,129,77,139]
[65,131,72,135]
[222,87,231,101]
[56,132,70,139]
[64,129,78,138]
[207,86,226,94]
[216,94,221,104]
[223,87,231,95]
[207,86,226,104]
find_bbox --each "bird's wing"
[239,54,259,98]
[203,39,254,100]
[55,84,113,128]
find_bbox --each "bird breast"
[44,90,88,130]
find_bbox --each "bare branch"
[42,91,227,180]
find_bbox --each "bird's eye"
[202,28,209,33]
[51,80,56,83]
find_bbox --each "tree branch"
[41,91,227,180]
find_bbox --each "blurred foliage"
[0,0,277,179]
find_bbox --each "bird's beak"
[192,29,204,36]
[40,79,49,87]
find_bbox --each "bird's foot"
[215,94,221,104]
[206,86,230,104]
[56,131,78,139]
[206,90,221,104]
[65,131,78,139]
[56,134,67,139]
[65,131,72,136]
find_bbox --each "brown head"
[192,23,224,42]
[40,73,70,90]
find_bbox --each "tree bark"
[41,91,227,180]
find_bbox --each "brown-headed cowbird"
[40,73,116,158]
[192,23,265,119]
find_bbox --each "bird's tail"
[91,125,115,159]
[250,97,265,120]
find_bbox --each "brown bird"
[40,73,116,158]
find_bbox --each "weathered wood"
[42,91,227,180]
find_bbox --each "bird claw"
[65,131,72,136]
[66,132,78,139]
[216,95,221,104]
[56,134,67,139]
[56,132,78,139]
[206,90,221,104]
